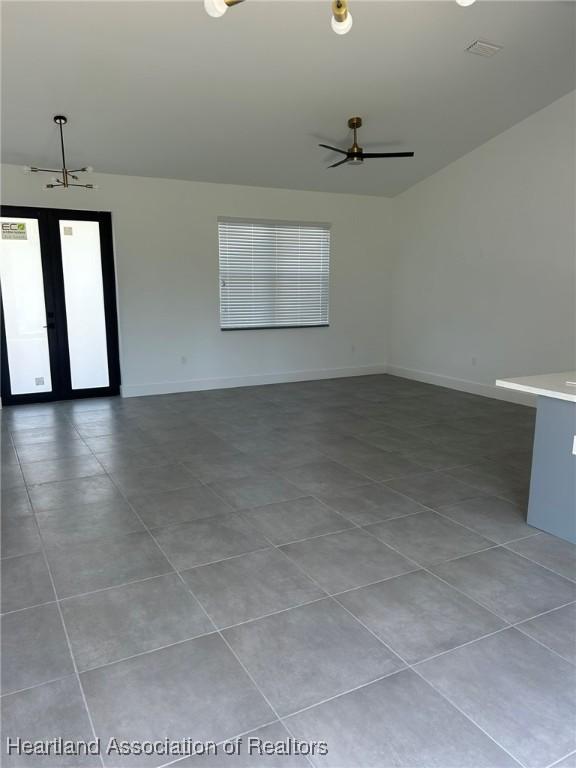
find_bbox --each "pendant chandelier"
[23,115,97,190]
[203,0,477,35]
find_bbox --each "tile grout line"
[16,481,106,768]
[246,512,530,766]
[269,528,527,768]
[98,465,318,768]
[545,749,576,768]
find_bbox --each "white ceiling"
[1,1,574,197]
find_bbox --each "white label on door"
[1,222,27,240]
[63,226,73,236]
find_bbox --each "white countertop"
[496,371,576,403]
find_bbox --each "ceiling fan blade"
[360,152,415,158]
[319,144,348,156]
[328,157,350,168]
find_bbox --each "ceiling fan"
[319,117,414,168]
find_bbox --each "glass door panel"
[59,220,109,390]
[0,217,52,395]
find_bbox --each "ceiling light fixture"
[23,115,96,190]
[331,0,353,35]
[204,0,245,19]
[204,0,476,33]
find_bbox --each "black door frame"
[1,205,121,405]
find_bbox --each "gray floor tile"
[362,426,431,453]
[446,462,527,498]
[439,495,535,544]
[517,603,576,665]
[15,439,92,464]
[338,570,506,664]
[330,446,427,482]
[175,722,308,767]
[386,471,482,508]
[281,460,369,495]
[1,517,42,558]
[84,432,157,453]
[418,628,576,768]
[286,669,519,768]
[61,573,213,671]
[129,484,232,528]
[320,483,429,526]
[21,456,105,486]
[1,464,25,490]
[242,496,352,545]
[209,473,305,511]
[1,552,55,613]
[506,533,576,581]
[28,475,122,513]
[1,603,74,694]
[1,444,20,467]
[152,514,269,570]
[1,487,33,519]
[223,598,404,716]
[181,548,324,628]
[109,463,198,495]
[281,528,417,593]
[366,511,493,566]
[182,450,270,484]
[95,444,176,472]
[81,634,274,767]
[244,445,328,472]
[10,426,81,447]
[36,498,145,548]
[46,531,173,598]
[1,676,100,767]
[399,444,475,470]
[431,547,576,623]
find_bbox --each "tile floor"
[1,375,575,768]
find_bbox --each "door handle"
[43,323,55,329]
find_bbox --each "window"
[218,218,330,330]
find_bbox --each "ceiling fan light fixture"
[331,0,353,35]
[456,0,477,6]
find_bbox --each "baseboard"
[120,365,388,398]
[386,365,536,408]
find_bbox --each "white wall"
[1,167,390,396]
[2,92,574,402]
[387,91,576,401]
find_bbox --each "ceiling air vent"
[466,40,503,57]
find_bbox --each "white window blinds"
[218,219,330,330]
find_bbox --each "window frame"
[217,216,331,332]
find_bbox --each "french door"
[0,206,120,405]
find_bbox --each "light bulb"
[204,0,228,18]
[456,0,476,6]
[84,166,94,173]
[331,11,353,35]
[51,177,59,184]
[22,165,32,174]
